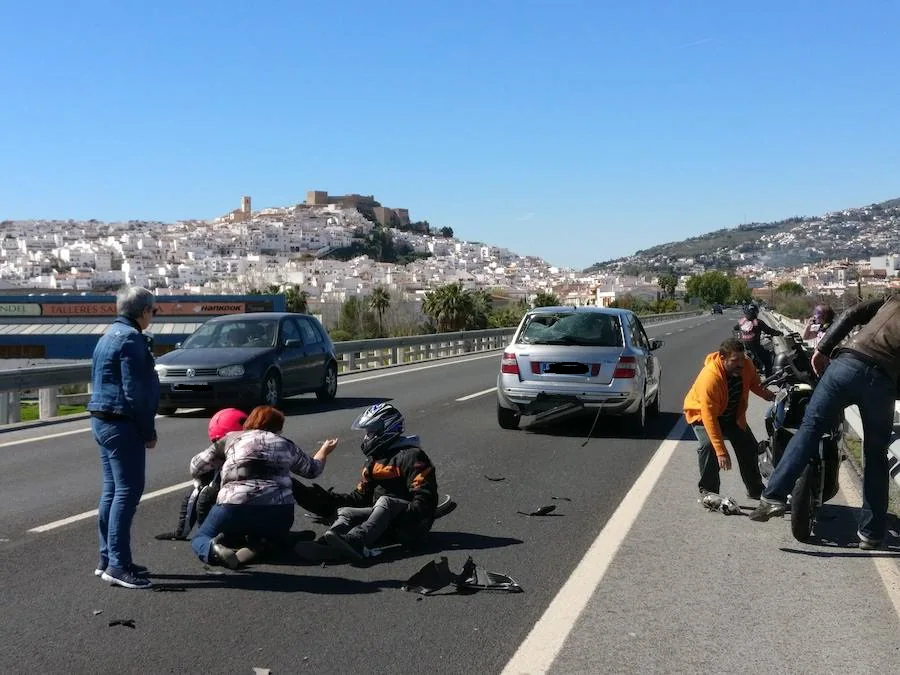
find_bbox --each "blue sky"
[2,1,899,270]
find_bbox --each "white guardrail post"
[765,310,900,489]
[0,310,703,427]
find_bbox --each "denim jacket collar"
[114,315,143,333]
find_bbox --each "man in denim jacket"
[87,286,160,589]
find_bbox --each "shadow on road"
[777,503,900,556]
[522,411,690,442]
[146,571,403,594]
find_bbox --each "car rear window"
[516,312,623,347]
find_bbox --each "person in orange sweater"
[683,338,776,499]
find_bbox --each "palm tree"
[423,283,473,332]
[533,291,561,308]
[285,286,309,314]
[370,286,391,334]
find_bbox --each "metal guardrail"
[0,309,703,427]
[765,310,900,489]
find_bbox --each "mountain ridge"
[585,196,900,274]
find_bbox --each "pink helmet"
[208,407,248,442]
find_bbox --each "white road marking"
[0,409,206,450]
[28,480,195,533]
[501,420,686,675]
[456,387,497,401]
[341,352,500,384]
[836,462,900,621]
[0,427,92,448]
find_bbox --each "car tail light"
[501,352,520,375]
[613,356,636,378]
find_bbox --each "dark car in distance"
[154,312,338,414]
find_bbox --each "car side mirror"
[284,338,303,348]
[174,342,182,349]
[649,339,665,351]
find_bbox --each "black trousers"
[692,419,764,497]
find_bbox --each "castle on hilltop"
[220,190,412,228]
[306,190,410,228]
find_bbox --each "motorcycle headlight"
[154,365,167,378]
[217,364,245,377]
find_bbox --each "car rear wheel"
[497,404,521,430]
[627,391,646,435]
[316,362,338,401]
[261,372,282,407]
[648,378,661,417]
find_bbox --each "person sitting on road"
[802,303,835,348]
[683,338,776,501]
[161,408,249,541]
[750,293,900,550]
[188,405,339,568]
[734,303,783,376]
[316,403,438,563]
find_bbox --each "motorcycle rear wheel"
[790,463,818,542]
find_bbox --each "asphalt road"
[2,312,897,674]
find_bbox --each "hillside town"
[1,192,899,311]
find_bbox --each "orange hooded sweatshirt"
[683,351,770,459]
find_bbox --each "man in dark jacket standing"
[751,294,900,550]
[88,286,160,589]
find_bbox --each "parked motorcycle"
[757,332,844,542]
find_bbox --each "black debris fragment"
[517,505,557,516]
[151,586,186,592]
[551,496,572,502]
[402,556,524,595]
[484,475,506,482]
[108,619,136,629]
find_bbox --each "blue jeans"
[191,503,294,562]
[763,353,895,539]
[93,417,147,570]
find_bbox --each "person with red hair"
[188,405,339,568]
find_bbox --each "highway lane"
[0,313,724,674]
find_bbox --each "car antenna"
[581,406,603,447]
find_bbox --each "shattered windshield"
[517,312,623,347]
[181,319,277,349]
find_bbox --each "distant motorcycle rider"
[319,403,438,563]
[734,303,783,376]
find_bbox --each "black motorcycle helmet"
[744,303,759,320]
[351,403,405,459]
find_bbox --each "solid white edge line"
[0,408,207,449]
[456,387,497,401]
[836,462,900,621]
[341,352,500,384]
[0,427,91,448]
[28,480,195,533]
[501,420,686,675]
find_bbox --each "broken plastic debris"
[402,556,524,595]
[484,475,506,482]
[517,505,557,516]
[253,669,271,675]
[92,610,103,616]
[108,619,136,629]
[551,496,572,501]
[699,493,742,516]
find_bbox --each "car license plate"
[172,383,209,391]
